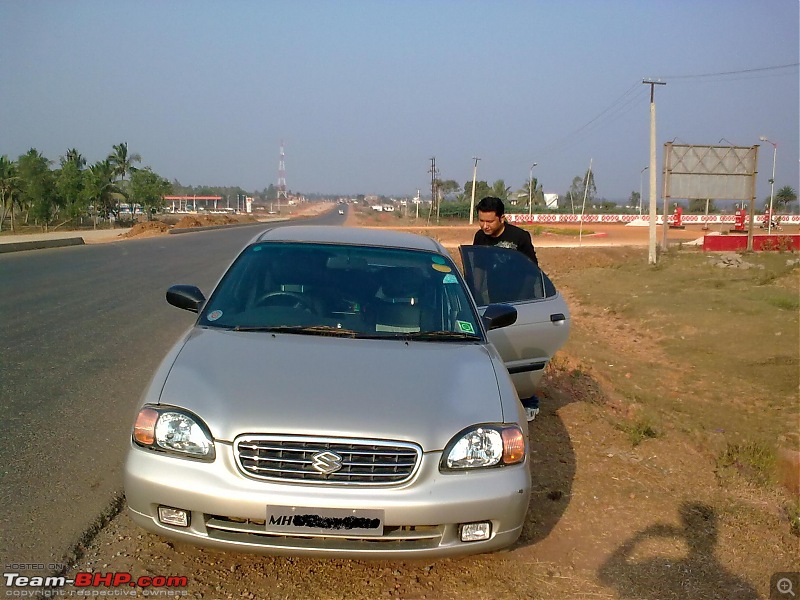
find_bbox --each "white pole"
[579,159,592,246]
[528,162,538,219]
[648,99,658,264]
[469,157,480,225]
[766,141,777,234]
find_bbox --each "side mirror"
[482,303,517,331]
[166,285,206,313]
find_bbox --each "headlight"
[132,406,216,461]
[441,425,526,470]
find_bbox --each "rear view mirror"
[166,285,206,313]
[482,303,517,331]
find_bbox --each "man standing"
[472,196,541,422]
[473,196,538,264]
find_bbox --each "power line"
[656,62,798,80]
[535,82,645,158]
[530,62,797,172]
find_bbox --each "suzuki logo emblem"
[311,451,343,474]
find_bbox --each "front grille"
[205,515,443,550]
[234,435,421,485]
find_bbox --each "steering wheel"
[256,291,318,313]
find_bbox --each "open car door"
[459,245,570,399]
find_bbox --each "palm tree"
[0,155,21,232]
[108,142,141,183]
[17,148,57,229]
[84,159,121,228]
[774,186,798,212]
[58,149,88,223]
[62,148,86,169]
[108,143,141,216]
[490,179,511,201]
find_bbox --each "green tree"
[130,168,172,219]
[17,148,58,230]
[83,159,121,227]
[567,169,597,208]
[108,142,141,185]
[771,186,797,212]
[519,177,544,209]
[462,180,492,203]
[490,179,511,201]
[689,198,718,214]
[437,179,461,201]
[628,190,640,211]
[108,142,141,216]
[57,149,88,223]
[0,155,21,232]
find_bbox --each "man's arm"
[519,231,538,265]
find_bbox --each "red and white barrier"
[506,213,800,225]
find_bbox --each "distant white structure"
[544,193,559,209]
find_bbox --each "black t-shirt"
[473,222,538,265]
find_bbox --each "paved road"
[0,213,341,571]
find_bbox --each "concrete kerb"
[0,237,86,254]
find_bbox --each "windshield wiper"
[232,325,359,337]
[401,330,481,342]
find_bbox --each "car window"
[459,245,557,305]
[197,242,483,339]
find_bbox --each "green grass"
[617,419,660,447]
[716,442,777,487]
[554,246,799,458]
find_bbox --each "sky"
[1,0,798,204]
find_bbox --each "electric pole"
[643,79,666,264]
[429,157,439,225]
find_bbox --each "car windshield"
[198,241,483,339]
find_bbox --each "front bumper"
[124,441,531,559]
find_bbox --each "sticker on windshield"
[431,256,446,264]
[432,263,451,273]
[207,309,223,322]
[457,320,475,334]
[443,273,457,284]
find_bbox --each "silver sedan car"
[124,225,569,558]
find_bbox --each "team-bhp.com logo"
[4,571,188,590]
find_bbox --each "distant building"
[544,193,559,209]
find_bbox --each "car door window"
[459,245,556,305]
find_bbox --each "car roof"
[253,225,448,254]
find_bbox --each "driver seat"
[374,267,425,333]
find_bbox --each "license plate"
[265,505,384,537]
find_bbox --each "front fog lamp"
[133,407,215,460]
[443,425,525,470]
[158,506,190,527]
[460,522,491,542]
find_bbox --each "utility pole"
[643,79,666,264]
[469,157,481,225]
[429,157,439,225]
[277,140,287,214]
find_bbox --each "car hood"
[158,328,507,451]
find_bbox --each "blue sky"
[1,0,797,204]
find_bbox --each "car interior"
[199,242,479,337]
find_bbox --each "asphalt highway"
[0,212,342,571]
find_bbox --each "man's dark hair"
[476,196,505,217]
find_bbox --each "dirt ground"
[52,206,797,599]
